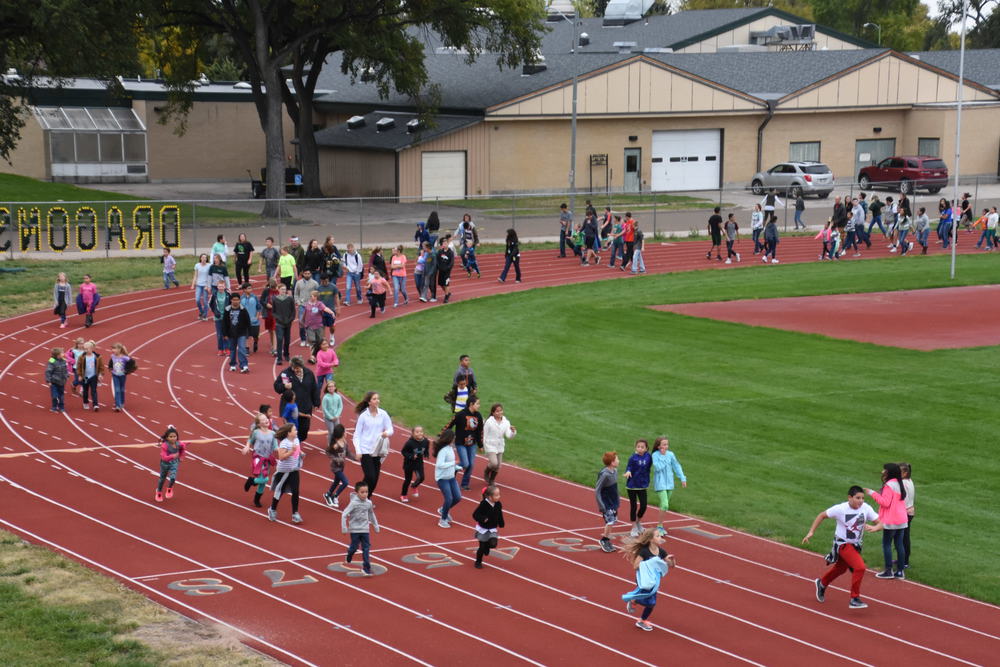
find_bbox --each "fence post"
[104,202,111,259]
[277,198,284,252]
[192,201,198,258]
[359,198,364,250]
[511,193,516,231]
[653,196,657,239]
[783,196,789,233]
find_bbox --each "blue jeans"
[345,272,362,303]
[918,228,930,248]
[976,228,994,248]
[347,533,372,573]
[392,275,408,305]
[111,373,126,409]
[214,319,229,351]
[559,228,568,256]
[793,210,804,229]
[195,285,209,318]
[499,255,521,282]
[49,383,65,410]
[752,228,762,253]
[414,273,424,296]
[882,527,905,574]
[229,335,248,368]
[631,248,645,273]
[898,228,910,253]
[610,239,623,266]
[868,214,886,236]
[275,324,291,361]
[436,477,462,521]
[327,471,349,498]
[163,271,178,288]
[456,444,476,488]
[298,305,307,342]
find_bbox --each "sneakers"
[438,519,451,528]
[240,366,249,374]
[771,258,780,264]
[736,253,741,262]
[849,597,868,609]
[761,255,768,263]
[599,537,616,553]
[165,487,173,499]
[267,508,277,522]
[411,490,420,499]
[443,293,451,304]
[429,298,437,302]
[291,512,303,524]
[626,600,635,615]
[474,561,483,569]
[815,578,826,603]
[229,365,237,372]
[400,495,409,503]
[60,322,67,329]
[155,491,164,502]
[724,258,732,264]
[419,296,428,302]
[332,496,340,509]
[323,493,334,507]
[875,570,895,579]
[908,241,914,252]
[635,621,653,632]
[894,571,905,580]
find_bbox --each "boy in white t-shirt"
[802,485,883,609]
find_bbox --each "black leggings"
[401,461,425,495]
[360,454,382,497]
[476,536,498,564]
[903,515,914,566]
[270,470,300,513]
[369,292,386,317]
[627,489,647,522]
[235,259,250,284]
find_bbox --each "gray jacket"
[293,278,318,307]
[341,492,380,534]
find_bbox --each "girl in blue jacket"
[622,527,676,632]
[651,436,687,531]
[623,439,652,537]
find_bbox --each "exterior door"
[623,148,641,193]
[651,129,721,191]
[421,151,466,200]
[855,139,895,181]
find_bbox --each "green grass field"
[0,173,254,222]
[337,253,1000,604]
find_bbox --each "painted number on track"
[539,537,599,552]
[464,546,520,561]
[262,569,319,587]
[167,578,233,596]
[327,561,389,577]
[401,552,462,569]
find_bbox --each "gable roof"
[907,49,1000,92]
[313,111,480,152]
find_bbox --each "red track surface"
[652,284,1000,351]
[2,237,997,666]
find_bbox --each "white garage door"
[651,130,721,191]
[422,151,466,200]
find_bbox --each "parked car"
[750,162,834,198]
[857,156,948,194]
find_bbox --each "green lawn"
[337,253,1000,604]
[0,173,254,222]
[437,191,727,216]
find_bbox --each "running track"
[1,236,997,666]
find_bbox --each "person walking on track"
[352,391,394,498]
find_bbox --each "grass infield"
[337,253,1000,604]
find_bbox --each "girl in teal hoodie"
[651,436,687,531]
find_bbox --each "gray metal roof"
[313,111,481,151]
[907,49,1000,91]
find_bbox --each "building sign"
[0,204,181,252]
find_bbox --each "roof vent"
[613,41,638,54]
[406,118,423,133]
[435,46,469,55]
[603,0,653,26]
[347,115,366,130]
[232,81,252,89]
[642,47,672,54]
[375,117,395,132]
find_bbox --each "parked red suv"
[857,156,948,194]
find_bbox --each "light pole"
[863,22,882,46]
[553,10,582,214]
[950,0,969,279]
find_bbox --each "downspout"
[756,100,776,173]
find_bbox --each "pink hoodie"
[870,479,907,526]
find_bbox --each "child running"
[323,423,352,509]
[156,426,186,502]
[45,347,68,412]
[595,451,621,553]
[268,423,303,524]
[400,425,430,502]
[341,481,380,576]
[280,389,299,426]
[472,485,505,569]
[624,439,652,537]
[242,413,276,507]
[622,527,676,631]
[651,436,687,531]
[803,485,883,609]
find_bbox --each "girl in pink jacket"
[866,462,908,579]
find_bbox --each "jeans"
[327,470,349,499]
[898,228,910,253]
[631,249,645,273]
[976,228,995,249]
[111,373,126,409]
[82,376,99,407]
[50,383,65,410]
[456,444,476,488]
[559,228,568,256]
[918,228,930,248]
[163,271,178,288]
[228,335,248,369]
[414,273,424,297]
[347,533,372,573]
[194,285,209,318]
[610,239,624,266]
[843,230,858,252]
[213,319,229,352]
[725,239,736,259]
[868,214,886,236]
[752,228,762,253]
[940,221,953,247]
[499,255,521,282]
[275,324,291,361]
[392,275,408,305]
[793,210,804,229]
[882,527,906,574]
[298,305,307,342]
[437,477,462,521]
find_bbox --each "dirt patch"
[651,285,1000,351]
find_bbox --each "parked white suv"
[750,162,834,198]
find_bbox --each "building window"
[789,141,820,162]
[917,137,940,157]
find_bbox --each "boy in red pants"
[802,485,883,609]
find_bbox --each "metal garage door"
[651,129,721,191]
[422,151,466,200]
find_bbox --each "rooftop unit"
[603,0,654,26]
[750,24,816,51]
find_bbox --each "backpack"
[124,358,138,375]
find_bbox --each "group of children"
[45,338,136,413]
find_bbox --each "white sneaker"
[771,258,780,264]
[736,253,741,262]
[291,512,303,524]
[724,258,732,264]
[761,256,768,263]
[908,242,914,251]
[332,497,340,509]
[438,519,450,528]
[889,247,897,253]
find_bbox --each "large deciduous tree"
[938,0,1000,48]
[0,0,145,162]
[152,0,545,210]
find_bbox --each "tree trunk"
[297,93,323,198]
[250,0,288,219]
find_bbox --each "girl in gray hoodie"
[341,481,380,575]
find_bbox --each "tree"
[677,0,815,16]
[810,0,937,51]
[938,0,1000,48]
[151,0,545,209]
[0,0,145,162]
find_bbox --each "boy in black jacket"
[222,294,252,373]
[400,425,430,502]
[472,485,505,568]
